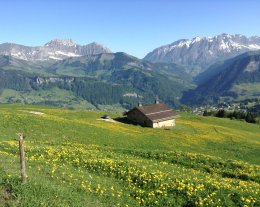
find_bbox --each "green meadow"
[0,104,259,206]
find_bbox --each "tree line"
[203,109,259,124]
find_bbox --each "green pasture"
[0,104,259,206]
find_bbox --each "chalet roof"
[127,103,178,122]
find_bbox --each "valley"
[1,34,260,110]
[0,51,193,109]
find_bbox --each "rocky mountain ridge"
[0,39,111,61]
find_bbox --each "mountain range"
[144,34,260,76]
[0,34,260,109]
[0,39,111,61]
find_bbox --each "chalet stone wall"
[152,119,175,128]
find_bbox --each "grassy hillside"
[229,83,260,101]
[0,105,259,206]
[0,88,98,110]
[0,53,194,109]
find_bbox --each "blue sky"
[0,0,259,58]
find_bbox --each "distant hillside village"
[180,98,260,124]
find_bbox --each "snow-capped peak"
[45,39,76,47]
[191,36,202,43]
[144,33,260,76]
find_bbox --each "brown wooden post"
[18,133,27,183]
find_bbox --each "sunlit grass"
[0,104,260,206]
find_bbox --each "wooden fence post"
[18,133,27,183]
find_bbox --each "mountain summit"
[44,39,77,47]
[0,39,112,61]
[144,34,260,76]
